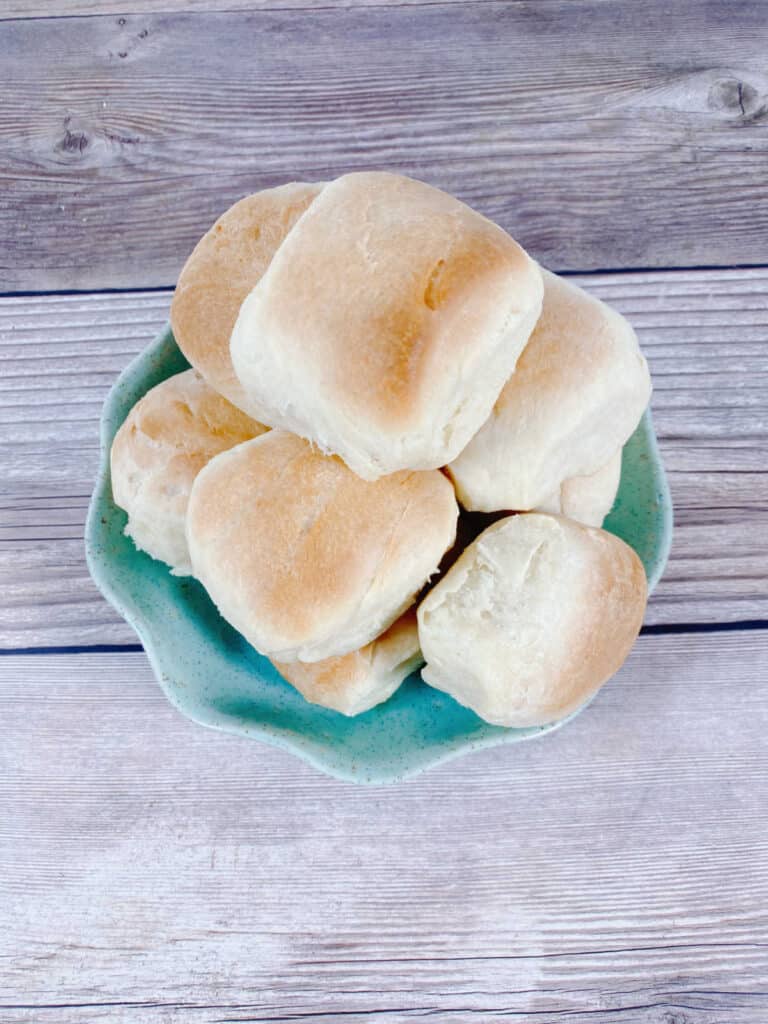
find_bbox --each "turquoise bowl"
[86,324,673,783]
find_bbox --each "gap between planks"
[3,259,768,302]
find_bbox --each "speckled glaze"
[86,324,673,783]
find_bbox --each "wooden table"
[2,2,767,1021]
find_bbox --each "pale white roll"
[537,449,622,527]
[417,513,647,727]
[447,270,650,511]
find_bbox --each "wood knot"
[708,77,759,117]
[57,128,90,156]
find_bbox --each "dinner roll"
[417,513,647,727]
[447,269,650,511]
[186,430,458,662]
[272,610,422,716]
[537,449,622,527]
[110,370,266,574]
[230,171,544,479]
[171,182,323,414]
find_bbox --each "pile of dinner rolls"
[111,172,651,726]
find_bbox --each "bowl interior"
[86,325,672,783]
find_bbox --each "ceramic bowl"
[86,324,672,783]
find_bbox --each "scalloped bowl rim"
[85,324,673,784]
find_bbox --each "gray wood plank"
[4,0,472,18]
[1,2,767,291]
[1,267,767,647]
[2,631,767,1021]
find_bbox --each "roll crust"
[186,430,458,662]
[417,513,647,727]
[272,610,422,716]
[537,449,622,527]
[171,182,324,415]
[230,172,543,478]
[110,369,266,573]
[447,269,650,511]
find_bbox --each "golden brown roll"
[186,430,458,662]
[447,269,650,511]
[110,369,267,574]
[272,610,422,716]
[417,513,647,727]
[230,171,543,479]
[170,182,323,415]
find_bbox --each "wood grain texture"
[2,267,767,647]
[4,0,477,18]
[2,631,768,1022]
[1,2,767,291]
